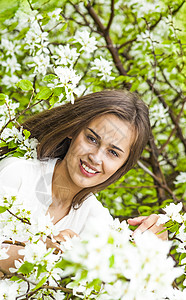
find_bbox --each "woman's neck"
[51,159,81,208]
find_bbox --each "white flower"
[74,30,97,54]
[1,74,19,88]
[2,56,21,74]
[91,56,114,81]
[31,54,51,75]
[25,21,48,54]
[156,213,170,225]
[1,38,21,56]
[0,280,19,299]
[30,212,59,241]
[36,41,50,55]
[174,172,186,184]
[1,126,23,143]
[54,44,80,66]
[0,97,19,128]
[15,8,38,29]
[150,103,169,126]
[19,240,48,264]
[0,245,9,260]
[177,223,186,244]
[54,66,81,103]
[48,8,62,21]
[163,203,183,223]
[54,66,80,86]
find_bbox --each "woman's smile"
[79,159,100,177]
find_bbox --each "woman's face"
[63,114,135,190]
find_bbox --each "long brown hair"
[21,90,150,207]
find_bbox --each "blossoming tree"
[0,0,185,299]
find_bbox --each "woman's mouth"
[79,159,100,177]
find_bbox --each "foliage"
[0,0,185,298]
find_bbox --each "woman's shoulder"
[0,157,41,172]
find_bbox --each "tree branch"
[7,209,31,225]
[137,160,179,202]
[147,79,186,152]
[171,0,186,15]
[106,0,115,32]
[159,100,185,153]
[85,2,130,88]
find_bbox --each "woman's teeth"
[81,162,97,174]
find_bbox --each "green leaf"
[0,141,8,147]
[43,74,58,82]
[37,264,46,279]
[37,87,53,100]
[49,95,59,107]
[0,93,6,105]
[0,206,8,213]
[55,259,65,269]
[8,21,18,31]
[41,16,50,26]
[32,275,48,291]
[109,254,115,267]
[8,141,17,149]
[16,80,33,91]
[168,224,180,233]
[23,129,31,140]
[60,22,68,31]
[179,253,186,265]
[10,275,21,281]
[18,262,34,275]
[16,27,29,40]
[54,87,63,96]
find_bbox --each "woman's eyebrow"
[87,127,124,153]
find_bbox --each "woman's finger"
[127,216,148,226]
[133,214,159,234]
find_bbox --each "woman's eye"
[109,149,118,157]
[87,135,97,144]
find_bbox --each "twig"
[137,160,178,202]
[2,240,26,247]
[106,0,115,32]
[85,2,130,88]
[159,100,185,153]
[0,267,36,285]
[23,284,72,298]
[0,98,46,136]
[7,209,31,225]
[147,79,186,152]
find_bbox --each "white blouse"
[0,157,112,236]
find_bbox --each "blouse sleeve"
[0,157,23,195]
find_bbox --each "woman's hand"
[46,229,79,250]
[127,214,168,241]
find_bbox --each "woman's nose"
[88,151,103,166]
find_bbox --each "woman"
[0,90,167,272]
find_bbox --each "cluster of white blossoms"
[0,192,185,299]
[158,202,186,286]
[74,30,98,56]
[91,56,115,82]
[0,96,38,159]
[1,3,114,107]
[61,218,183,300]
[174,172,186,185]
[149,103,169,127]
[0,96,19,128]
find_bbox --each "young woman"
[0,90,167,272]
